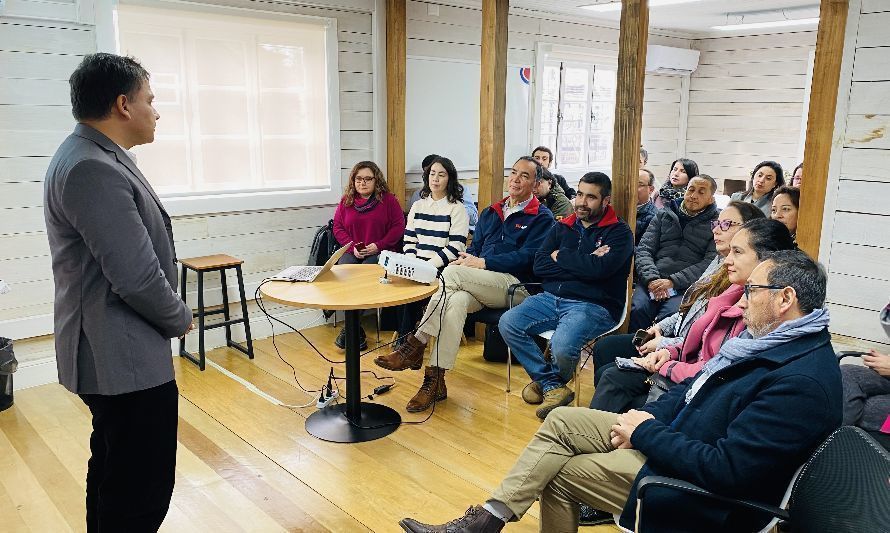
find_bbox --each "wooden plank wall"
[0,0,376,371]
[823,0,890,346]
[402,0,691,192]
[686,30,816,190]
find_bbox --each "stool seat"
[179,253,254,371]
[180,254,244,271]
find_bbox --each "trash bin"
[0,337,16,412]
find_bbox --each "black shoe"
[334,326,367,350]
[578,504,613,526]
[400,505,504,533]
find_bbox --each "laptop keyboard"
[275,265,323,282]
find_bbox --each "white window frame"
[95,0,343,216]
[532,43,619,182]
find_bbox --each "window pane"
[557,135,584,167]
[563,67,588,102]
[540,100,558,135]
[561,102,587,134]
[542,64,560,100]
[116,4,332,196]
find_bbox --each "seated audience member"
[841,350,890,441]
[332,161,406,348]
[652,158,698,209]
[532,145,575,198]
[590,201,764,386]
[770,185,799,243]
[395,157,470,346]
[635,168,657,244]
[407,153,479,230]
[590,219,794,415]
[629,175,719,332]
[731,160,785,216]
[792,162,803,187]
[639,147,648,170]
[500,173,634,419]
[399,249,841,533]
[535,168,572,218]
[374,157,554,412]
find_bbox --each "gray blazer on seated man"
[45,122,193,395]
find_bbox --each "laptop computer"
[270,242,352,282]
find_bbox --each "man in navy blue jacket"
[399,250,842,533]
[375,157,554,413]
[499,172,634,419]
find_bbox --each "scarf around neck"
[657,182,686,204]
[353,195,380,213]
[684,308,831,403]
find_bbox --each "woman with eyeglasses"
[589,201,764,384]
[332,160,406,348]
[589,217,793,415]
[731,160,785,216]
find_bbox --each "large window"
[539,61,616,173]
[115,4,339,208]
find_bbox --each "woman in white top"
[396,156,470,343]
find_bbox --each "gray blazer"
[44,124,192,395]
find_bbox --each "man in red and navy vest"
[375,156,554,413]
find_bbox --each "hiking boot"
[579,504,614,526]
[521,381,543,404]
[374,335,425,371]
[399,505,504,533]
[334,326,367,351]
[535,385,575,420]
[406,366,447,413]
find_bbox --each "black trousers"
[628,282,684,332]
[590,333,649,413]
[80,380,179,533]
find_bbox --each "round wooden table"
[261,264,438,443]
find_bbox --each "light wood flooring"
[0,319,616,532]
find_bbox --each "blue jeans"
[499,292,616,392]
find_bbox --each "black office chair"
[633,426,890,532]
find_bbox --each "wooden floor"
[0,319,617,533]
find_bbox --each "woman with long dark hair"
[731,160,785,216]
[652,158,699,209]
[395,156,470,346]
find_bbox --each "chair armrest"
[507,283,542,308]
[637,476,789,522]
[836,350,868,363]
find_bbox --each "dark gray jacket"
[44,124,192,395]
[635,200,718,292]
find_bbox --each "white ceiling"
[512,0,821,37]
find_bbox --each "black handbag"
[645,372,673,404]
[0,337,15,376]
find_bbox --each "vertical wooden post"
[613,0,648,332]
[478,0,509,211]
[386,0,407,208]
[797,0,849,258]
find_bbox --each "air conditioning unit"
[646,45,700,75]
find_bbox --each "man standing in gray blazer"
[44,53,193,532]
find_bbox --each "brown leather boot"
[406,366,447,413]
[399,505,504,533]
[374,335,425,371]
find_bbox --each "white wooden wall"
[686,30,816,190]
[822,0,890,347]
[0,0,375,381]
[403,0,692,190]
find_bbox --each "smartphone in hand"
[353,241,366,253]
[615,357,648,373]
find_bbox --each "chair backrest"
[787,426,890,532]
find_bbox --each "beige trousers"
[491,407,646,533]
[416,264,522,370]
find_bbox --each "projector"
[378,251,438,284]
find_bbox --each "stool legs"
[220,272,232,347]
[197,271,206,370]
[235,265,254,359]
[179,264,187,363]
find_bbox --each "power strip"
[316,389,339,409]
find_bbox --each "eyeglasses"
[711,219,743,231]
[354,176,376,184]
[743,283,784,299]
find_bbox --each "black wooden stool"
[179,254,254,370]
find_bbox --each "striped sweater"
[403,195,469,269]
